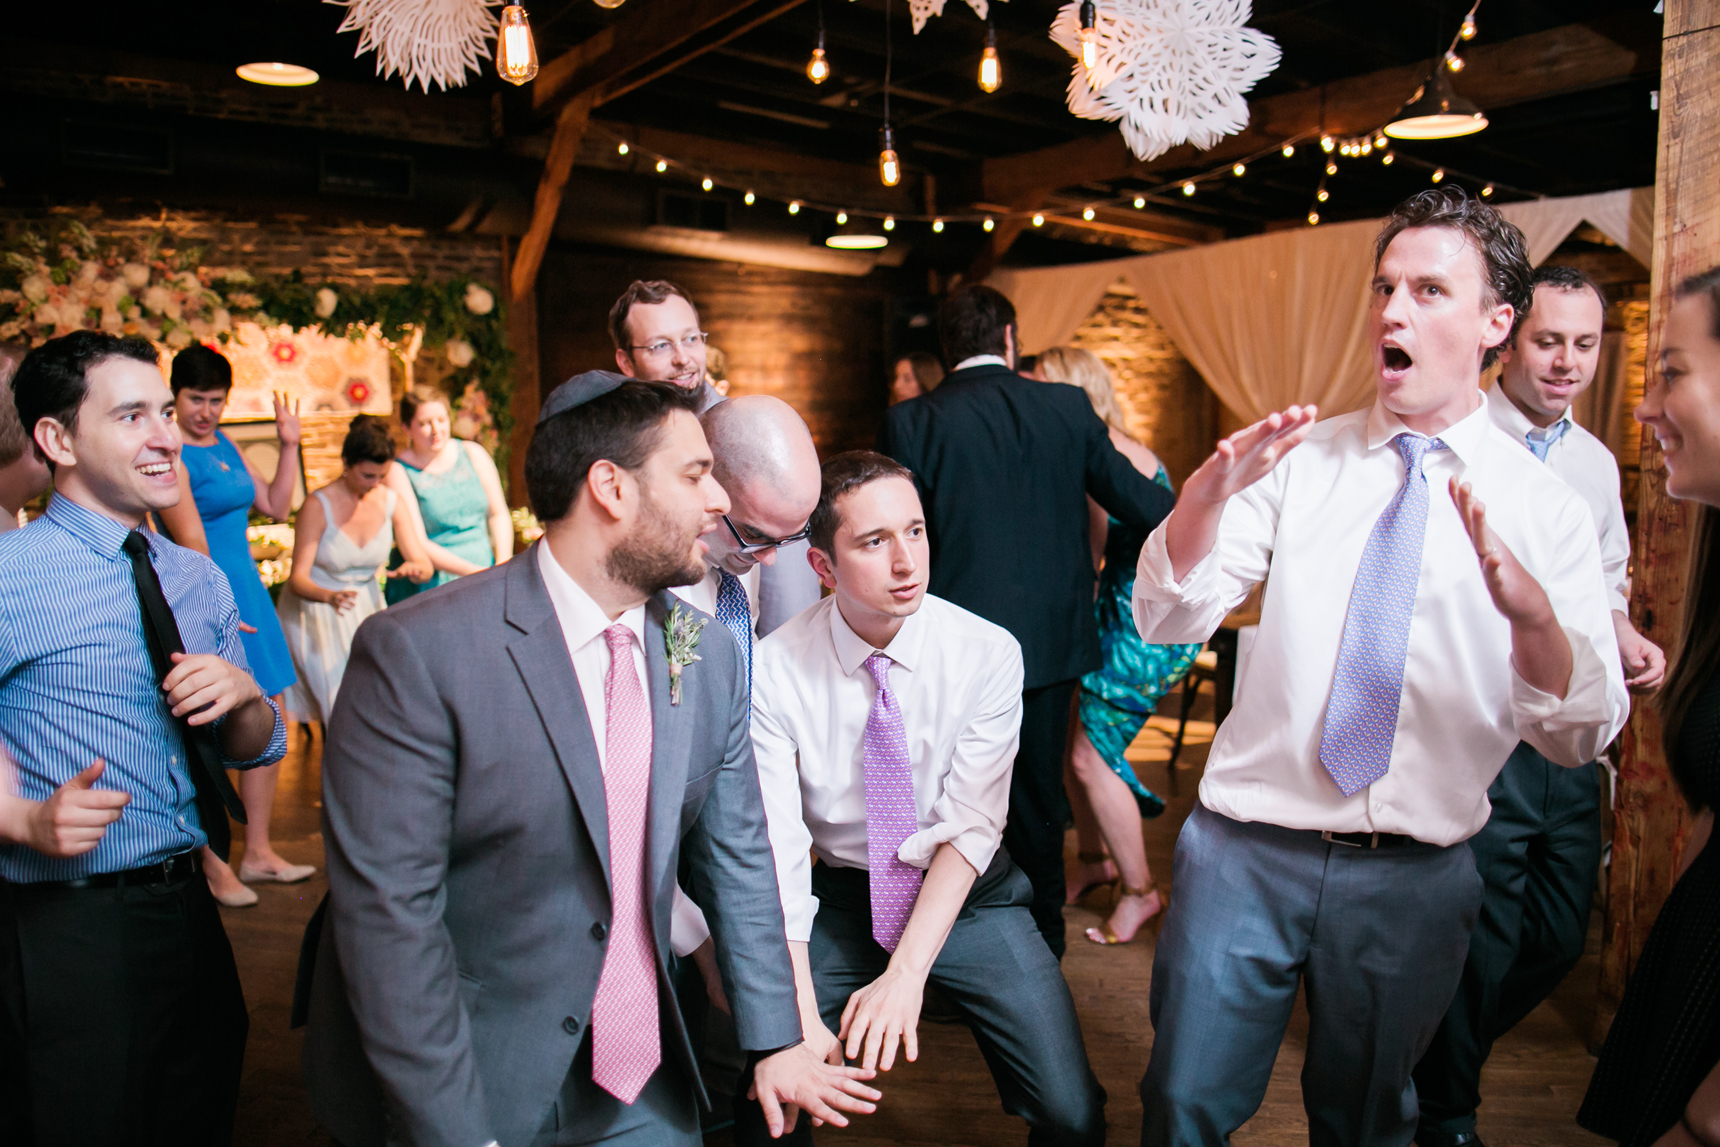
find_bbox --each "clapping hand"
[272,392,302,448]
[747,1041,880,1138]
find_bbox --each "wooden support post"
[1596,0,1720,1046]
[501,236,542,508]
[510,92,594,306]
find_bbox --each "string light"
[701,176,713,192]
[655,159,667,173]
[1481,184,1494,197]
[1460,12,1477,40]
[979,19,1001,93]
[1445,50,1464,73]
[1082,205,1096,220]
[496,6,539,85]
[1182,181,1195,196]
[1326,161,1337,176]
[1308,211,1320,225]
[1359,139,1372,156]
[1317,186,1329,202]
[617,141,629,156]
[933,219,944,232]
[788,201,801,214]
[1078,0,1098,73]
[836,210,848,224]
[983,217,995,231]
[744,190,755,205]
[1232,162,1246,176]
[1373,132,1388,149]
[1282,144,1295,158]
[1133,196,1145,208]
[1032,213,1045,226]
[883,216,895,230]
[1321,135,1335,152]
[1382,151,1395,165]
[1431,168,1445,183]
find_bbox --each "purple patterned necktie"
[1320,433,1448,796]
[862,652,923,952]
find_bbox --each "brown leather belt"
[19,851,203,889]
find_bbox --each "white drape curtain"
[988,188,1652,424]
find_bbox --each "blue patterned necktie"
[714,569,753,714]
[1319,433,1449,796]
[1525,420,1569,462]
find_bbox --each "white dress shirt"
[1485,382,1631,614]
[751,594,1024,942]
[1133,397,1629,847]
[953,354,1009,372]
[536,543,650,770]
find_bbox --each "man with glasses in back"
[611,280,822,636]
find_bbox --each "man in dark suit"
[302,373,878,1147]
[879,287,1177,958]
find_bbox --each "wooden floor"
[223,706,1609,1147]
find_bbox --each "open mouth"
[1382,346,1413,373]
[138,462,174,479]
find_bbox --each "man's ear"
[34,418,76,471]
[584,459,631,523]
[1482,304,1515,357]
[807,545,838,592]
[614,347,637,378]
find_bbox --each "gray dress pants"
[1141,805,1483,1147]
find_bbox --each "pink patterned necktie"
[862,652,923,952]
[590,624,660,1104]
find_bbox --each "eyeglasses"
[723,514,811,554]
[628,332,708,360]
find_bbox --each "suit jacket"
[302,544,800,1147]
[880,362,1177,689]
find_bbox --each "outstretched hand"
[272,392,302,448]
[1181,405,1319,507]
[1450,478,1573,699]
[747,1041,880,1138]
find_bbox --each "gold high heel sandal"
[1085,882,1166,946]
[1066,850,1117,905]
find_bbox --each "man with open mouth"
[1130,189,1628,1147]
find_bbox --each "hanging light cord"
[883,0,892,131]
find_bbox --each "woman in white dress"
[277,416,432,726]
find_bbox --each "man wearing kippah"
[1131,191,1628,1146]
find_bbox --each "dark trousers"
[1002,678,1079,959]
[0,870,249,1147]
[735,854,1106,1147]
[1142,805,1483,1147]
[1411,745,1603,1140]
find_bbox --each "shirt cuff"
[1135,525,1222,603]
[898,823,998,881]
[1606,588,1631,616]
[1509,623,1622,767]
[670,885,712,957]
[217,697,286,769]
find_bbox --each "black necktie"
[122,530,247,860]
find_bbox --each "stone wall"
[1068,280,1219,487]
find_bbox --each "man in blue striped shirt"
[0,331,285,1146]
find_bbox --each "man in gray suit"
[303,373,879,1147]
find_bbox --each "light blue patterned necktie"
[715,569,753,715]
[1319,433,1448,796]
[1525,420,1569,462]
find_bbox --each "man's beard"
[605,487,707,595]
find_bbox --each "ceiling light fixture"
[236,62,320,86]
[1326,161,1337,175]
[1320,134,1335,153]
[789,201,801,214]
[1308,211,1320,225]
[1444,50,1465,73]
[496,6,539,85]
[1481,184,1494,197]
[1078,0,1098,73]
[878,0,901,187]
[979,18,1001,93]
[807,0,831,84]
[837,210,849,224]
[1386,62,1488,139]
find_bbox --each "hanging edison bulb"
[1078,0,1098,73]
[979,21,1001,93]
[878,125,900,188]
[807,25,830,84]
[496,6,539,85]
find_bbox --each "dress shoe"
[210,882,259,908]
[1414,1130,1486,1147]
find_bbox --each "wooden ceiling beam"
[981,14,1662,205]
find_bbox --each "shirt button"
[563,1016,581,1035]
[590,922,607,942]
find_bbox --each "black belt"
[20,851,202,890]
[1320,830,1416,849]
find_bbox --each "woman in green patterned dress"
[1038,348,1201,946]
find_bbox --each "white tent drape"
[988,188,1652,424]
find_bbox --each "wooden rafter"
[511,92,595,304]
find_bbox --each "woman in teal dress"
[158,345,316,907]
[383,386,511,603]
[1037,347,1200,947]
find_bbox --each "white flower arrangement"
[445,338,475,368]
[315,287,340,319]
[463,282,495,315]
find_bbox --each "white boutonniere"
[665,603,707,706]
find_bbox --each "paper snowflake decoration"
[325,0,503,92]
[907,0,1000,36]
[1050,0,1280,161]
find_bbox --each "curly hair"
[1374,188,1534,369]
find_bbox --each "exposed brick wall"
[1068,281,1219,488]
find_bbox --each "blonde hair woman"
[1036,347,1200,946]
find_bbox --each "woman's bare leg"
[1068,725,1163,942]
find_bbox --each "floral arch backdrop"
[0,219,513,465]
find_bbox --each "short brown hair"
[1524,264,1609,326]
[524,379,704,522]
[608,280,699,351]
[398,385,448,427]
[808,450,916,555]
[1374,188,1533,369]
[938,284,1016,370]
[0,344,29,467]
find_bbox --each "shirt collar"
[953,354,1008,372]
[536,543,648,654]
[1485,379,1571,444]
[44,493,141,559]
[828,596,927,677]
[1366,390,1492,466]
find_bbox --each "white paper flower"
[315,287,340,319]
[1051,0,1280,161]
[21,275,50,304]
[463,282,494,315]
[122,263,151,290]
[445,339,475,368]
[141,285,172,315]
[906,0,994,34]
[327,0,504,92]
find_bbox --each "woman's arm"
[467,441,513,564]
[158,465,211,556]
[285,495,355,612]
[384,460,484,577]
[387,494,435,584]
[248,393,302,521]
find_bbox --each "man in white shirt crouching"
[1131,189,1629,1146]
[751,450,1106,1146]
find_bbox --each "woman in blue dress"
[1037,347,1201,947]
[159,345,315,907]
